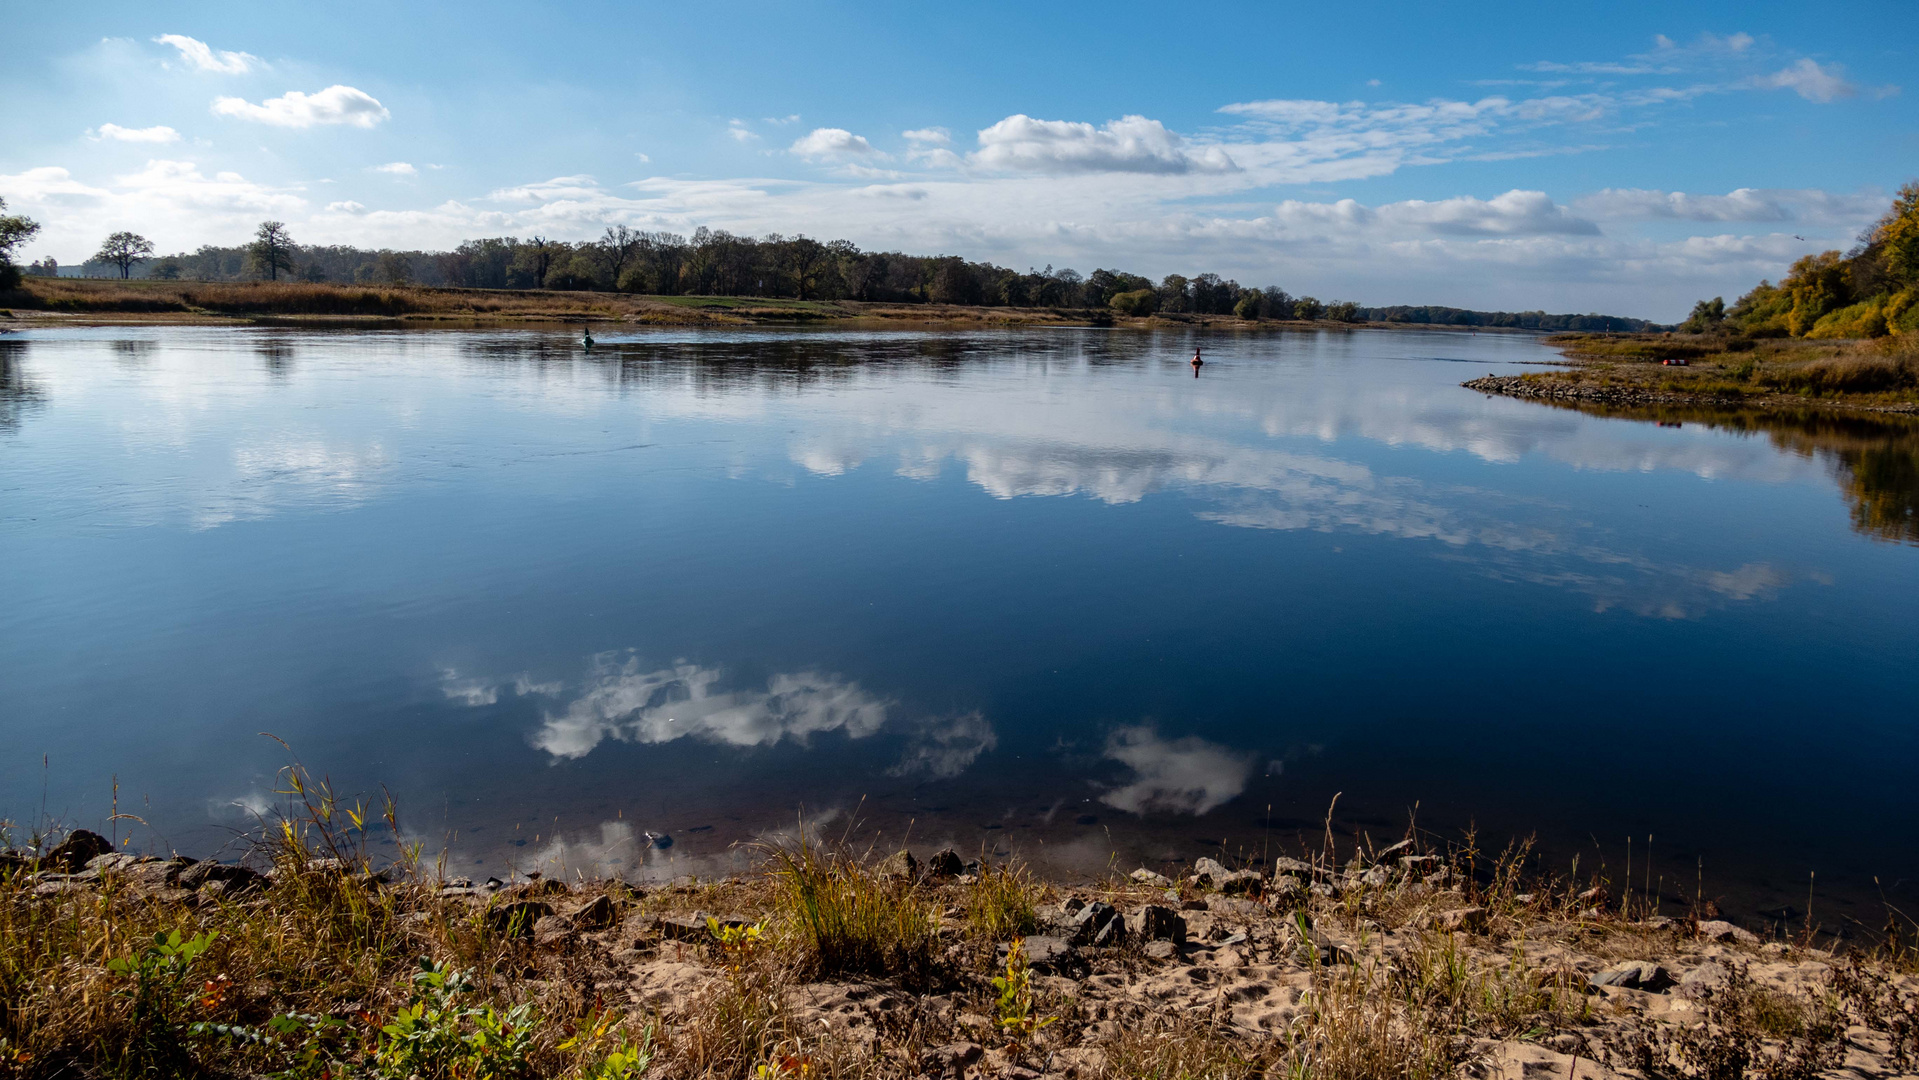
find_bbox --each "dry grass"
[1539,331,1919,405]
[766,840,940,982]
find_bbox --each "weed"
[965,864,1040,942]
[767,839,938,980]
[990,939,1055,1039]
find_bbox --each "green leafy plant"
[107,928,219,1068]
[991,938,1055,1039]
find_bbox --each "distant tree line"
[1681,181,1919,339]
[6,211,1687,330]
[1355,305,1668,333]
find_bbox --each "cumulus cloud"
[1378,190,1598,236]
[902,127,951,145]
[532,657,891,761]
[790,127,880,160]
[1753,59,1856,102]
[371,162,417,176]
[326,200,367,214]
[972,114,1237,175]
[1099,726,1255,816]
[726,120,758,142]
[91,123,181,144]
[153,33,256,74]
[212,85,390,128]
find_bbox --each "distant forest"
[24,225,1668,330]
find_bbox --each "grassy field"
[0,278,1251,329]
[4,770,1916,1080]
[1484,332,1919,412]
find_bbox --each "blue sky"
[4,0,1914,320]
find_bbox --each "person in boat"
[582,326,594,348]
[1191,347,1204,377]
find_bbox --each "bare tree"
[94,231,155,279]
[599,225,644,290]
[247,221,296,281]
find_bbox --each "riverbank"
[0,277,1521,332]
[5,804,1914,1080]
[1464,333,1919,416]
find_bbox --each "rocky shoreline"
[6,827,1916,1080]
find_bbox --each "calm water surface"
[2,326,1915,927]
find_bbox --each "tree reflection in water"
[1545,400,1919,545]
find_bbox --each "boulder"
[1131,904,1187,944]
[45,830,112,872]
[1129,867,1172,888]
[926,849,964,879]
[1274,857,1317,877]
[1590,961,1675,993]
[1192,857,1232,887]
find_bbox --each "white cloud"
[902,127,951,145]
[972,114,1237,175]
[888,711,998,779]
[790,127,880,160]
[532,657,891,761]
[1099,726,1255,816]
[212,85,391,128]
[727,119,758,142]
[153,33,256,74]
[371,162,417,176]
[326,200,367,214]
[1572,187,1885,225]
[1753,58,1856,102]
[1377,190,1598,236]
[91,123,181,144]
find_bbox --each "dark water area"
[2,326,1915,933]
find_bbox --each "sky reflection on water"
[1,326,1914,922]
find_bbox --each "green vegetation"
[0,198,40,291]
[1685,181,1919,342]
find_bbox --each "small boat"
[582,327,595,349]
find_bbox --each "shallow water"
[2,326,1915,927]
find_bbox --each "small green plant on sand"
[560,1009,656,1080]
[992,938,1055,1039]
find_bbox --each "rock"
[1067,901,1125,946]
[1132,904,1187,944]
[533,914,577,946]
[1590,961,1675,993]
[1274,857,1316,877]
[1192,857,1232,887]
[1130,867,1172,888]
[1399,855,1441,874]
[657,914,711,941]
[505,877,569,899]
[486,900,555,938]
[1177,898,1208,912]
[86,852,143,875]
[177,861,266,895]
[1677,960,1732,1000]
[1143,939,1177,960]
[1434,906,1489,934]
[1219,870,1263,895]
[1206,896,1262,917]
[1370,839,1415,864]
[1309,881,1341,899]
[1696,920,1759,944]
[1061,896,1086,916]
[927,849,964,878]
[1357,866,1391,888]
[927,1042,982,1074]
[1576,886,1609,907]
[876,850,919,880]
[570,893,620,930]
[1269,874,1309,908]
[45,830,112,872]
[304,858,348,875]
[1013,934,1077,972]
